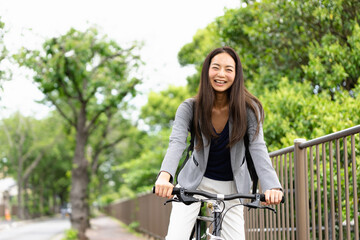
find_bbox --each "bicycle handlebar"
[152,186,285,204]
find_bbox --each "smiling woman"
[155,46,283,239]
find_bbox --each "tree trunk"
[24,179,30,219]
[70,108,89,240]
[17,161,24,219]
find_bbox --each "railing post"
[294,138,309,239]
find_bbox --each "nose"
[217,68,225,77]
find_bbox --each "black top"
[204,120,234,181]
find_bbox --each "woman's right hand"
[155,171,174,199]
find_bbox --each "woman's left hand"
[264,189,283,205]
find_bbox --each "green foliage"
[0,17,8,85]
[177,0,360,150]
[0,111,73,217]
[62,228,79,240]
[14,27,142,127]
[140,85,192,131]
[179,0,360,96]
[114,128,172,197]
[13,27,143,232]
[261,78,360,151]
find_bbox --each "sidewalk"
[86,216,147,240]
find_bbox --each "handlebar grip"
[152,186,179,194]
[259,194,285,203]
[260,194,266,202]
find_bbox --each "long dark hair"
[194,46,264,150]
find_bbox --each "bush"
[62,228,78,240]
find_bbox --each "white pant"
[166,177,245,240]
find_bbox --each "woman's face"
[208,52,236,93]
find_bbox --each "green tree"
[0,113,59,219]
[0,17,9,89]
[25,112,73,217]
[177,0,360,146]
[179,0,360,96]
[14,27,142,239]
[140,85,192,131]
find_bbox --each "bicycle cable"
[218,203,245,232]
[206,199,226,235]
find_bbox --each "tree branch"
[22,150,45,181]
[47,95,77,128]
[86,104,112,135]
[91,135,127,175]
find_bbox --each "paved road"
[0,217,70,240]
[86,216,146,240]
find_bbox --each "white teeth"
[215,80,226,84]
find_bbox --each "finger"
[166,187,173,199]
[265,191,271,205]
[155,185,159,195]
[158,187,165,197]
[273,193,278,204]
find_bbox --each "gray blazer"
[160,98,282,194]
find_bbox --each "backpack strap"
[244,133,258,194]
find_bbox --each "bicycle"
[153,186,285,240]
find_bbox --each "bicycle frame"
[191,200,223,240]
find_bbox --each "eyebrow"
[211,63,235,68]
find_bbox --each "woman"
[155,46,283,239]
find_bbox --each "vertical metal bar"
[336,139,343,240]
[329,141,336,239]
[266,197,270,240]
[322,143,329,240]
[305,148,311,239]
[260,206,264,240]
[213,210,221,237]
[270,157,274,240]
[280,154,286,240]
[351,135,359,240]
[284,153,290,240]
[289,152,295,240]
[252,207,255,240]
[310,146,316,240]
[343,137,351,240]
[275,155,281,240]
[294,138,309,240]
[255,207,258,239]
[316,144,323,240]
[273,205,277,239]
[250,205,254,240]
[269,192,274,240]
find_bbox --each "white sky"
[0,0,240,119]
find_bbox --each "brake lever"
[164,198,180,205]
[163,188,199,206]
[178,188,199,205]
[244,193,277,214]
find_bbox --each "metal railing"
[104,125,360,240]
[245,125,359,240]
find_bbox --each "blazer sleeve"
[247,108,282,192]
[159,98,194,181]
